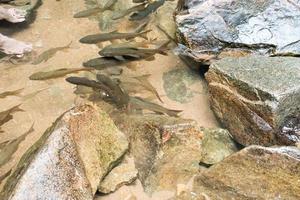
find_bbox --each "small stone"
[200,128,238,165]
[98,155,138,194]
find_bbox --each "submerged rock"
[0,104,128,200]
[200,128,238,165]
[206,56,300,146]
[175,0,300,64]
[98,155,138,194]
[193,145,300,199]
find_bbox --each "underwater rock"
[206,56,300,146]
[98,155,138,194]
[193,145,300,199]
[111,113,204,195]
[0,104,128,200]
[175,0,300,64]
[200,128,238,165]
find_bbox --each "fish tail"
[138,30,152,40]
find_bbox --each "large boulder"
[175,0,300,64]
[192,145,300,200]
[0,104,128,200]
[206,56,300,146]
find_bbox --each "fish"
[0,104,24,127]
[98,42,168,58]
[0,169,11,184]
[83,55,154,70]
[66,76,129,108]
[29,68,93,80]
[0,123,34,167]
[73,7,102,18]
[133,74,163,103]
[130,0,165,21]
[79,30,151,44]
[128,96,181,117]
[133,19,151,33]
[21,88,49,101]
[0,88,24,99]
[133,0,146,3]
[96,74,129,107]
[73,0,118,18]
[32,42,72,65]
[112,3,146,20]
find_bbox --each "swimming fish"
[130,0,165,21]
[98,42,168,58]
[0,88,24,99]
[128,96,181,117]
[32,42,72,65]
[83,55,154,70]
[21,88,49,101]
[133,74,163,103]
[73,7,102,18]
[96,74,129,107]
[79,30,151,44]
[112,3,146,20]
[0,104,24,127]
[29,68,93,80]
[0,123,34,167]
[73,0,118,18]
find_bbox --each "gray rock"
[206,56,300,146]
[98,155,138,194]
[200,128,238,165]
[0,104,128,200]
[193,145,300,200]
[175,0,300,64]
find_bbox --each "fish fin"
[109,30,119,33]
[114,56,126,61]
[165,109,182,117]
[138,30,152,40]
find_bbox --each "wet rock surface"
[206,56,300,146]
[193,145,300,200]
[0,104,128,200]
[175,0,300,64]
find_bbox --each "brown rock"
[193,145,300,200]
[1,104,128,200]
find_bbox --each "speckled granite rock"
[193,146,300,200]
[200,128,238,165]
[0,104,128,200]
[206,56,300,146]
[98,155,138,194]
[175,0,300,64]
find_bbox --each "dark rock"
[206,56,300,146]
[175,0,300,64]
[193,145,300,200]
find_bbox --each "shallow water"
[0,0,219,198]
